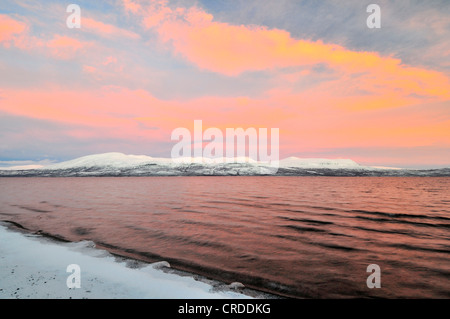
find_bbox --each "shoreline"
[0,221,276,299]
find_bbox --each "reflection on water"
[1,176,449,298]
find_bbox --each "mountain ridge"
[0,152,448,177]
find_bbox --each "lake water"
[0,176,449,298]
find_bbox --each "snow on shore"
[0,224,253,299]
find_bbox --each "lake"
[0,176,449,298]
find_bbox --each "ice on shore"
[0,224,253,299]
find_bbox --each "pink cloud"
[103,56,118,66]
[123,0,143,14]
[82,17,140,39]
[0,14,27,47]
[83,65,97,73]
[46,35,90,59]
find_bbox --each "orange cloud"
[164,17,448,97]
[135,3,450,105]
[0,86,448,153]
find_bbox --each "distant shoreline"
[1,169,449,177]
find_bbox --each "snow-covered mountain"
[43,153,161,170]
[279,157,361,169]
[0,152,448,176]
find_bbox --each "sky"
[0,0,449,168]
